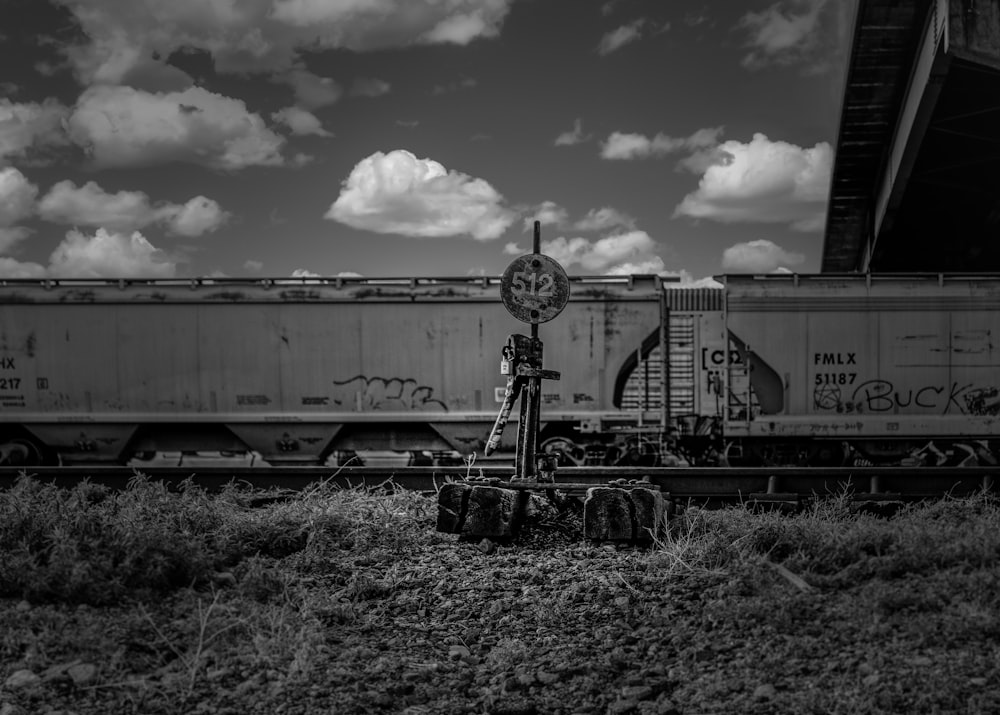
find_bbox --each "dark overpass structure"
[823,0,1000,272]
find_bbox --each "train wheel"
[856,440,921,465]
[806,442,847,467]
[0,437,43,466]
[540,436,585,467]
[723,441,761,467]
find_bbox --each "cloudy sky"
[0,0,854,281]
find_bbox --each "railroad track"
[1,465,997,504]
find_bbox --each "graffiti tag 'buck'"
[332,375,447,412]
[813,378,1000,416]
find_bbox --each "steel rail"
[1,465,997,501]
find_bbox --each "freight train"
[0,273,997,468]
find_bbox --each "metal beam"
[822,0,933,272]
[868,0,951,270]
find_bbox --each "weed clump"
[0,475,311,604]
[0,473,437,605]
[650,491,1000,588]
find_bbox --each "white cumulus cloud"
[607,257,666,275]
[47,228,177,278]
[325,149,516,240]
[38,181,156,230]
[66,85,288,170]
[738,0,844,72]
[53,0,515,82]
[0,166,36,255]
[574,207,636,232]
[664,270,724,288]
[0,257,46,278]
[523,201,569,232]
[674,133,831,230]
[602,127,723,160]
[542,230,658,273]
[0,167,38,227]
[554,118,589,146]
[0,228,32,255]
[37,181,229,236]
[422,11,496,44]
[721,239,805,273]
[271,106,333,137]
[610,263,724,287]
[597,19,645,55]
[519,204,637,239]
[0,98,70,163]
[512,226,716,284]
[165,196,230,236]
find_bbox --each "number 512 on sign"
[510,271,554,297]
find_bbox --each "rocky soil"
[3,485,1000,715]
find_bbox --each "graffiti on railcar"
[812,378,1000,416]
[963,386,1000,416]
[813,383,843,411]
[332,374,448,412]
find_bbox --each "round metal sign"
[500,254,570,323]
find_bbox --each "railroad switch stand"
[487,221,570,482]
[435,222,667,544]
[484,333,561,481]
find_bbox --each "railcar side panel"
[0,277,666,464]
[118,305,210,413]
[723,275,1000,441]
[695,312,727,420]
[0,306,39,412]
[806,311,878,417]
[25,305,121,414]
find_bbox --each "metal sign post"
[485,221,570,481]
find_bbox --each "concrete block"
[436,484,527,538]
[584,487,666,542]
[464,486,527,539]
[630,487,665,541]
[584,487,633,541]
[436,482,471,533]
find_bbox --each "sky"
[0,0,856,283]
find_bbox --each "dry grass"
[4,475,1000,713]
[0,473,440,713]
[649,490,1000,586]
[0,473,437,606]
